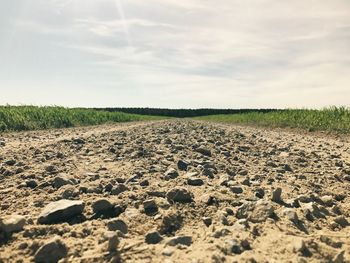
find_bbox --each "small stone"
[236,200,275,223]
[166,235,192,246]
[202,217,212,227]
[0,215,26,234]
[92,199,113,214]
[224,239,241,255]
[334,216,349,228]
[26,180,38,189]
[291,239,309,256]
[271,187,282,203]
[5,159,16,166]
[177,160,189,171]
[162,248,174,256]
[187,177,204,186]
[164,168,179,179]
[255,188,265,199]
[34,236,68,263]
[230,186,243,194]
[37,200,85,224]
[143,199,158,215]
[110,184,129,195]
[107,219,128,234]
[52,176,72,189]
[145,231,163,244]
[333,250,345,263]
[166,188,194,203]
[320,195,334,207]
[103,231,119,252]
[195,147,212,157]
[282,208,299,223]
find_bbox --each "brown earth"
[1,120,350,263]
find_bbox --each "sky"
[0,0,349,108]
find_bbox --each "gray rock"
[37,200,85,224]
[143,199,158,215]
[164,168,179,179]
[224,239,241,255]
[202,217,212,227]
[110,184,129,195]
[236,200,275,223]
[271,187,282,203]
[334,216,349,228]
[0,215,26,234]
[177,160,189,171]
[282,208,298,223]
[166,188,194,203]
[195,147,212,157]
[92,199,113,214]
[230,186,243,194]
[34,237,68,263]
[103,231,119,252]
[166,235,192,246]
[107,219,128,234]
[145,231,163,244]
[187,177,204,186]
[52,176,73,189]
[26,180,38,189]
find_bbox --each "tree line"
[93,108,279,118]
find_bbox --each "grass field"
[195,107,350,133]
[0,106,164,132]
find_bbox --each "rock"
[0,215,26,235]
[166,235,192,246]
[103,231,119,252]
[334,216,349,228]
[159,212,183,235]
[236,200,275,223]
[92,199,113,214]
[202,217,212,227]
[271,187,282,203]
[107,219,128,234]
[5,159,16,166]
[283,164,293,172]
[110,184,129,195]
[230,186,243,194]
[195,147,212,157]
[320,195,334,207]
[26,180,38,189]
[187,177,204,186]
[282,208,298,223]
[143,199,158,215]
[291,239,310,256]
[177,160,189,171]
[37,200,85,224]
[164,168,179,179]
[333,250,345,263]
[224,239,241,255]
[255,188,265,199]
[145,231,163,244]
[34,236,68,263]
[166,188,194,203]
[52,176,73,189]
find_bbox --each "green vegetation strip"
[195,107,350,133]
[0,106,164,132]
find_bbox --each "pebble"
[92,199,113,214]
[37,199,85,224]
[187,177,204,186]
[166,188,194,203]
[195,147,212,157]
[236,200,275,223]
[0,215,26,235]
[202,217,212,227]
[282,208,298,223]
[164,168,179,179]
[107,219,128,234]
[145,231,163,244]
[143,199,158,215]
[166,235,192,246]
[110,184,129,195]
[34,236,68,263]
[177,160,189,171]
[271,187,282,203]
[52,176,73,189]
[103,231,119,252]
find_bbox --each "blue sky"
[0,0,349,108]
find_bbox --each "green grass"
[195,107,350,133]
[0,106,164,132]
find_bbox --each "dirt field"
[1,120,350,263]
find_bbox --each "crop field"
[0,106,164,132]
[195,107,350,133]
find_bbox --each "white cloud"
[1,0,350,108]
